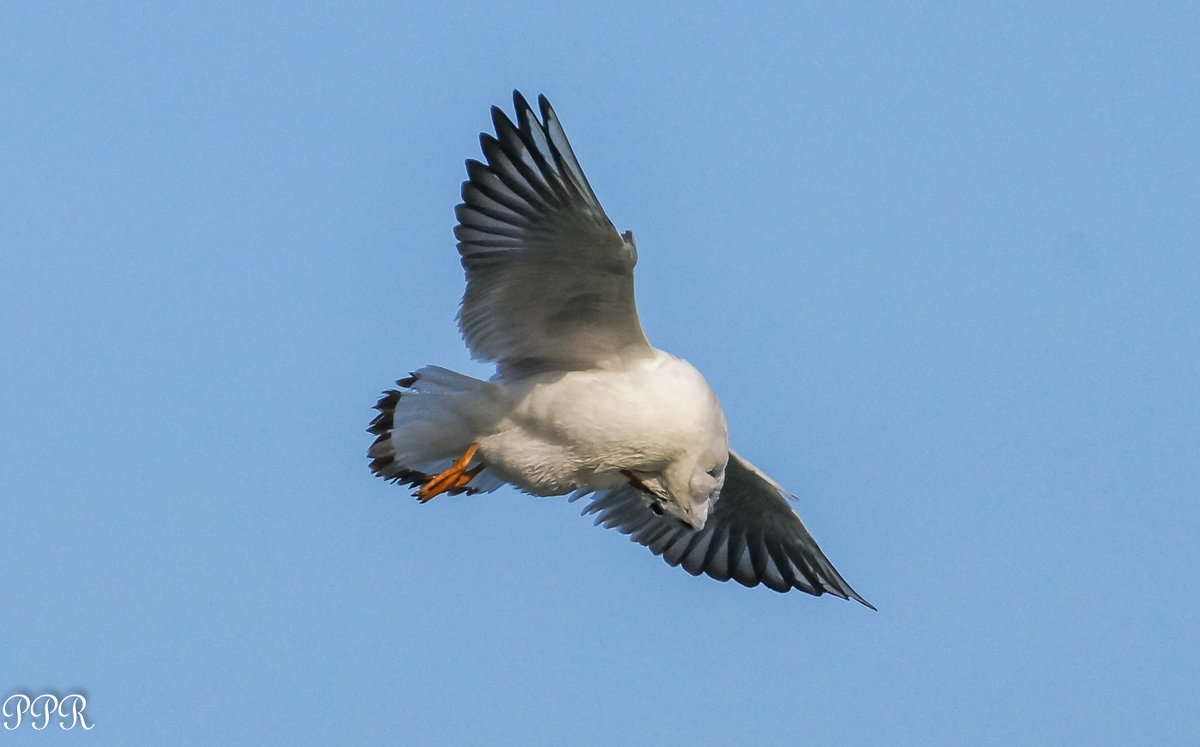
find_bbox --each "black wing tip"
[697,559,876,607]
[728,569,876,608]
[811,570,875,610]
[506,89,550,112]
[841,586,877,611]
[490,103,518,135]
[795,550,876,609]
[478,131,499,153]
[776,582,876,610]
[512,90,536,117]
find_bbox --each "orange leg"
[417,443,482,502]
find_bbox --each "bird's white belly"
[477,351,726,496]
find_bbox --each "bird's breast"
[479,350,727,495]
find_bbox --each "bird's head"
[624,447,728,530]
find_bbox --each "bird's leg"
[417,443,482,502]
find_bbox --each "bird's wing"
[577,449,874,607]
[454,91,653,376]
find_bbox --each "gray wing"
[454,91,653,376]
[578,450,874,607]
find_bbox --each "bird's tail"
[367,366,506,495]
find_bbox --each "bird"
[368,91,872,607]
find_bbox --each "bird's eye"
[649,502,664,516]
[706,466,722,478]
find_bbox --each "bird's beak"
[680,512,705,530]
[676,503,707,530]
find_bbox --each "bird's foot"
[417,443,482,502]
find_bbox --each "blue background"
[3,3,1197,744]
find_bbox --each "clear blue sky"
[3,2,1198,744]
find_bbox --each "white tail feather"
[367,366,507,495]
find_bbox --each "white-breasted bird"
[369,91,871,607]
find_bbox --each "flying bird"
[369,91,872,607]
